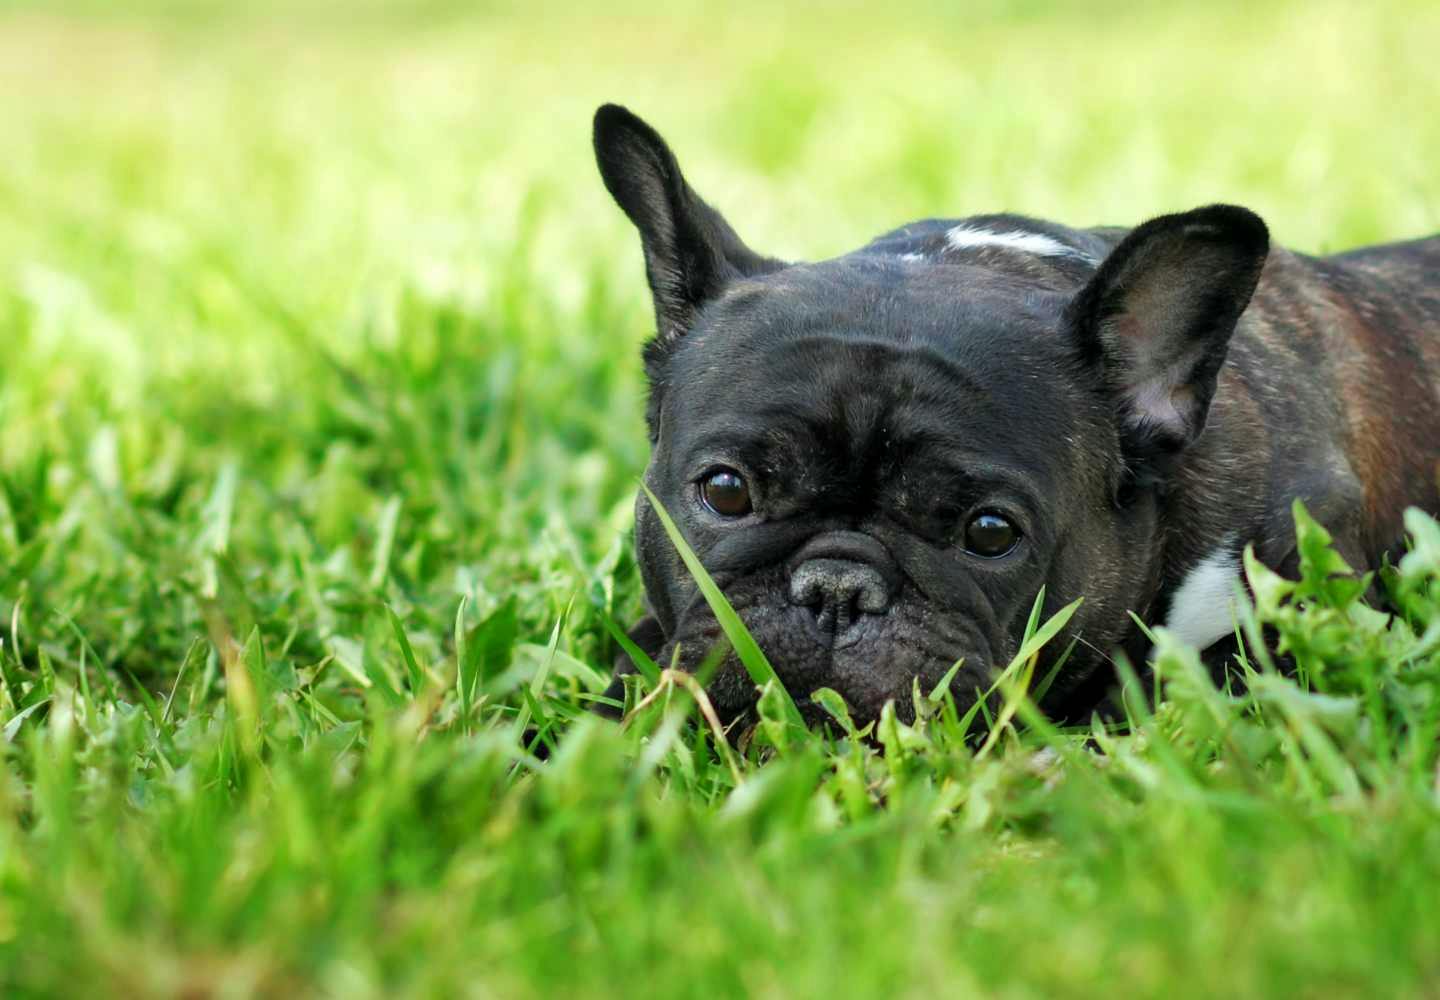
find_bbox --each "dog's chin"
[663,581,992,728]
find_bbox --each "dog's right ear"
[593,104,780,350]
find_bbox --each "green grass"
[3,1,1440,995]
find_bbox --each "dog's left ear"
[1066,204,1269,473]
[593,104,780,350]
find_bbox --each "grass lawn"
[3,1,1440,995]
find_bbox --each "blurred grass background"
[4,0,1436,641]
[1,2,1439,995]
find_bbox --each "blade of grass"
[386,604,427,694]
[976,597,1082,758]
[640,482,803,730]
[601,614,661,687]
[368,495,402,590]
[513,599,570,741]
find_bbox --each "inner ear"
[593,103,782,347]
[1066,204,1269,471]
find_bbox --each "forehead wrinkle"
[735,338,1004,473]
[762,333,991,396]
[685,307,1100,490]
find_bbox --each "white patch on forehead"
[898,252,926,262]
[944,224,1094,262]
[1162,541,1242,651]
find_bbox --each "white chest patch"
[1162,542,1243,651]
[943,224,1094,262]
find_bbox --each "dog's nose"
[789,558,892,638]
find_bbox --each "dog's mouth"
[660,579,993,728]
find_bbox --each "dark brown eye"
[963,512,1019,557]
[699,468,752,518]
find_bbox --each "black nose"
[789,558,892,638]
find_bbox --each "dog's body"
[593,104,1440,726]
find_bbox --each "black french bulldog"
[593,103,1440,728]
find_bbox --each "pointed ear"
[593,104,780,347]
[1065,204,1269,473]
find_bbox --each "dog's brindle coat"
[594,104,1440,726]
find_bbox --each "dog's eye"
[963,512,1019,557]
[699,468,752,518]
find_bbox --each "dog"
[592,103,1440,727]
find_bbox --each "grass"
[2,1,1440,995]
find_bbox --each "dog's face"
[636,269,1129,724]
[595,105,1268,725]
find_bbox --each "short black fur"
[593,104,1440,729]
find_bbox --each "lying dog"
[593,103,1440,726]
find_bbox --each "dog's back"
[1204,233,1440,572]
[1331,235,1440,558]
[1329,236,1440,393]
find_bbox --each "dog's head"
[595,104,1268,725]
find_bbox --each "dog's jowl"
[593,103,1440,726]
